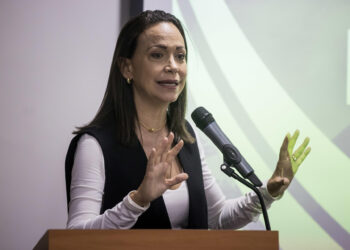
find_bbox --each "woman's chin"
[156,94,180,105]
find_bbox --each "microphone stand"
[220,161,271,231]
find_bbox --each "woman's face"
[126,22,187,107]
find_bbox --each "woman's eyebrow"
[148,44,167,50]
[147,44,186,51]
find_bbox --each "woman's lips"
[156,80,179,87]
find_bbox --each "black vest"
[65,118,208,229]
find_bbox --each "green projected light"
[171,0,350,249]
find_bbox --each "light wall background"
[146,0,350,249]
[0,1,119,249]
[1,1,349,250]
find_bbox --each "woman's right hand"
[130,132,188,207]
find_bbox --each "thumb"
[267,176,284,195]
[165,173,188,187]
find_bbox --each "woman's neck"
[134,97,170,151]
[134,97,168,132]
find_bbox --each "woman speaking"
[65,10,310,229]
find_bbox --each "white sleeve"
[66,134,150,229]
[194,129,279,229]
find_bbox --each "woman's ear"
[118,57,133,80]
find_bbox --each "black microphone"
[191,107,262,187]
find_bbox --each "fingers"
[153,137,168,165]
[293,137,310,159]
[288,130,300,155]
[154,132,174,164]
[167,132,175,149]
[148,147,157,167]
[151,132,183,166]
[166,139,184,163]
[293,147,311,173]
[279,135,289,160]
[160,133,174,163]
[278,130,311,175]
[286,132,292,157]
[165,173,188,186]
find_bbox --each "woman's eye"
[177,54,186,61]
[151,52,163,59]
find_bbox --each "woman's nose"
[165,56,178,73]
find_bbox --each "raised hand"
[267,130,311,197]
[131,132,188,206]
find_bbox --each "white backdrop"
[0,1,119,249]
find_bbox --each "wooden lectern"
[34,230,278,250]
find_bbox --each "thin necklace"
[139,120,166,133]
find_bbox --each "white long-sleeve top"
[67,133,278,229]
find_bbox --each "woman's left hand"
[267,130,311,197]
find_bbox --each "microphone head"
[191,107,215,130]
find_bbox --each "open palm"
[267,130,311,197]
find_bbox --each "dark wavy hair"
[75,10,195,146]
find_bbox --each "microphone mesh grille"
[191,107,215,130]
